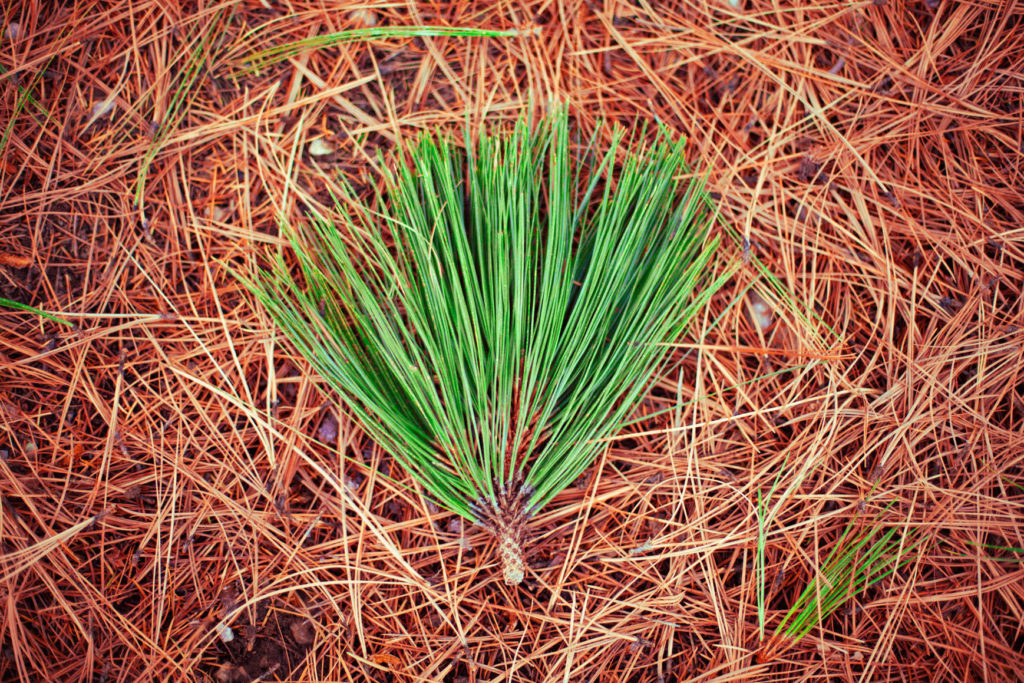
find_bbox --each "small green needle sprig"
[245,109,727,583]
[766,512,923,659]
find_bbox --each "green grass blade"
[0,297,74,327]
[238,25,526,75]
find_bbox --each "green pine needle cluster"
[775,520,920,643]
[246,110,725,569]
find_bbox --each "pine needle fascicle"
[245,110,726,584]
[762,509,925,661]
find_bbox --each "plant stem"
[495,520,526,585]
[473,476,532,584]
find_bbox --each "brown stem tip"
[474,479,533,585]
[496,521,526,585]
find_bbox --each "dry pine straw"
[1,1,1022,681]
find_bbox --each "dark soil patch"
[204,605,316,683]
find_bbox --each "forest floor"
[1,1,1023,681]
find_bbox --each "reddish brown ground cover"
[1,1,1022,681]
